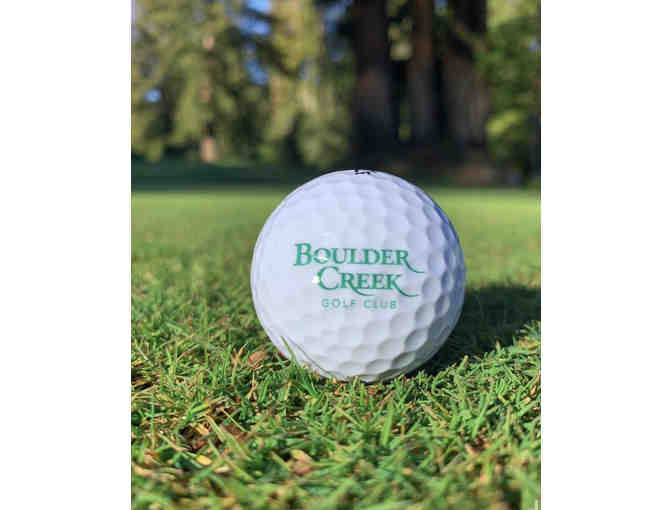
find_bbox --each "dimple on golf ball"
[250,169,466,382]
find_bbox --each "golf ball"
[251,170,466,382]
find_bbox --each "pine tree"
[349,0,399,157]
[132,0,270,162]
[407,0,439,144]
[265,0,352,166]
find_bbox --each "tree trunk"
[451,0,487,34]
[350,0,397,156]
[408,0,439,144]
[441,47,489,150]
[200,135,218,163]
[441,0,489,154]
[200,35,218,163]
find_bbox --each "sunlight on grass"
[132,188,540,510]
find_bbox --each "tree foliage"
[132,0,272,162]
[478,0,541,175]
[263,0,353,166]
[132,0,541,179]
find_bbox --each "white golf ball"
[251,170,466,382]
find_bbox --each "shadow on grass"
[249,283,539,380]
[131,157,323,191]
[420,284,541,376]
[131,157,527,191]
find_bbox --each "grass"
[132,186,541,510]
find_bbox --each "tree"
[479,0,540,178]
[436,0,490,157]
[265,0,352,166]
[266,0,320,163]
[131,0,539,180]
[132,0,271,162]
[349,0,398,156]
[407,0,439,144]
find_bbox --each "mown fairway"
[132,187,541,510]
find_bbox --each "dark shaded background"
[132,0,540,187]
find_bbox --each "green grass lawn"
[132,187,541,510]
